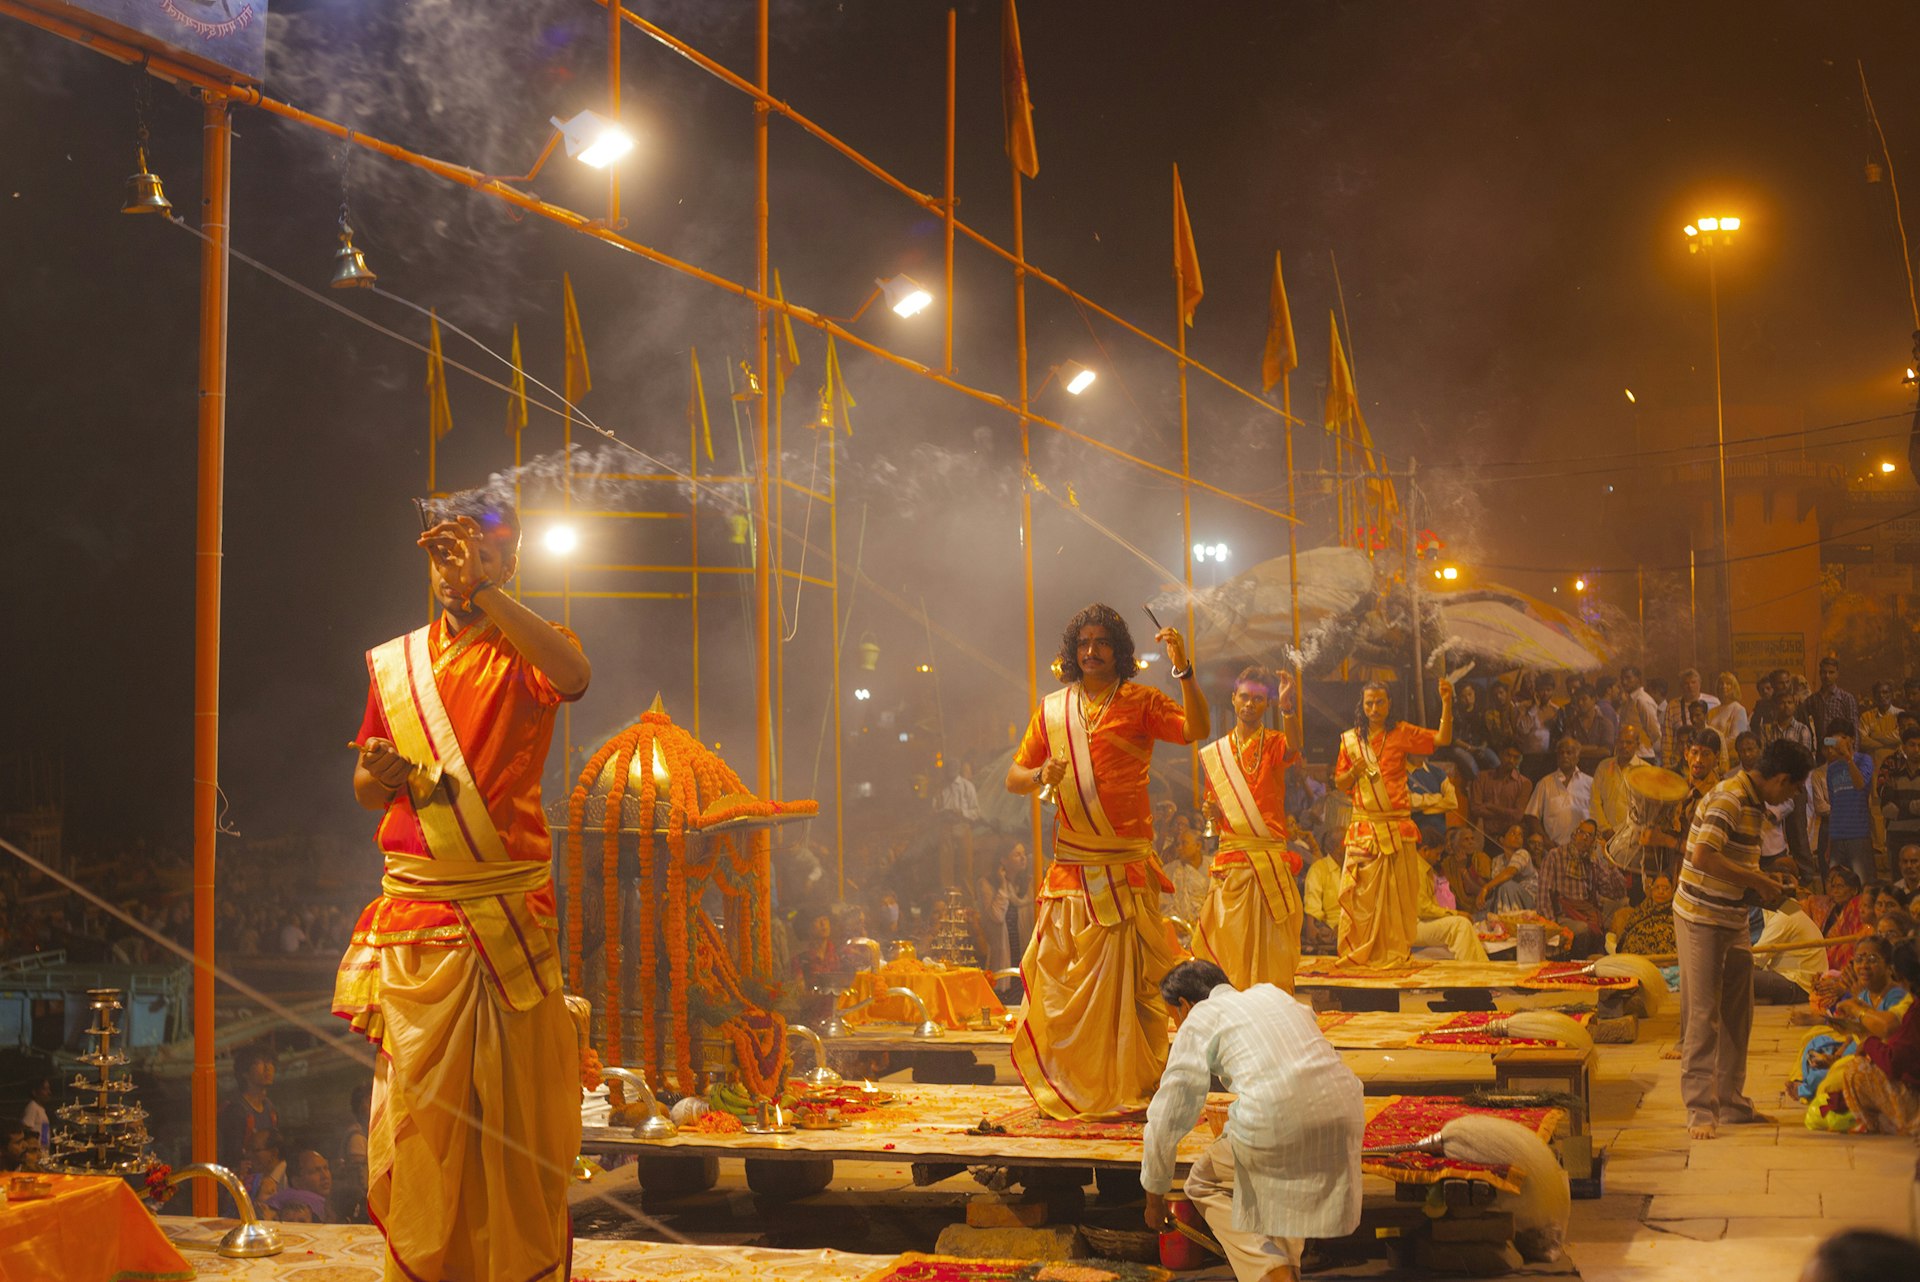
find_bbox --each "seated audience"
[1754,868,1828,1006]
[1476,823,1539,915]
[1613,872,1676,958]
[1819,937,1920,1137]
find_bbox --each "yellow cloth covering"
[841,957,1006,1029]
[0,1174,191,1282]
[1193,860,1303,992]
[368,943,579,1282]
[1337,812,1422,967]
[1011,874,1183,1119]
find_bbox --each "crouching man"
[1140,960,1365,1282]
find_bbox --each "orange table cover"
[0,1173,192,1282]
[839,958,1006,1030]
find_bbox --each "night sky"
[5,1,1919,854]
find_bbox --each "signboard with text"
[1732,631,1808,682]
[25,0,265,83]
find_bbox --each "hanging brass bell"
[120,148,171,215]
[329,222,377,289]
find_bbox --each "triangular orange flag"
[1173,165,1203,327]
[1001,0,1039,179]
[505,323,528,437]
[562,272,591,409]
[427,311,453,441]
[1261,252,1297,393]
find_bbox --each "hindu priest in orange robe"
[1332,677,1455,967]
[1197,664,1305,992]
[1006,603,1209,1119]
[333,492,591,1282]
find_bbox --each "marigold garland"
[563,703,811,1099]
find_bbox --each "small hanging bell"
[329,220,377,289]
[120,148,172,215]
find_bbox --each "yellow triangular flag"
[1261,252,1297,394]
[772,269,800,384]
[1002,0,1040,180]
[427,310,453,441]
[1173,165,1204,327]
[821,337,857,435]
[505,323,528,437]
[689,347,715,461]
[562,272,591,408]
[1325,311,1357,428]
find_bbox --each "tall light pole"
[1684,215,1740,669]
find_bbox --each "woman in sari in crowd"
[1821,867,1873,972]
[1613,873,1677,958]
[1817,937,1920,1136]
[1795,935,1911,1103]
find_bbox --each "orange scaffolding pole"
[190,94,231,1219]
[594,1,1305,433]
[943,8,956,376]
[754,0,773,797]
[1173,170,1200,808]
[1011,155,1043,894]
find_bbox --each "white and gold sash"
[368,624,562,1013]
[1042,686,1155,926]
[1202,733,1297,920]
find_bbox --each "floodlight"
[1063,361,1097,395]
[543,524,579,555]
[1698,217,1719,231]
[1881,461,1898,474]
[878,274,933,318]
[1721,216,1740,231]
[552,110,634,169]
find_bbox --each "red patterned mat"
[855,1254,1172,1282]
[987,1105,1148,1140]
[1524,962,1636,989]
[1361,1094,1561,1193]
[1412,1009,1593,1048]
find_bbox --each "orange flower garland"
[563,704,811,1099]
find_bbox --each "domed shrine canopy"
[564,697,816,1099]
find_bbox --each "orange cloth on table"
[0,1174,192,1282]
[841,957,1006,1029]
[1196,727,1305,992]
[332,615,583,1282]
[1011,681,1190,1119]
[1336,722,1437,967]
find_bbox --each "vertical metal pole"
[774,353,785,799]
[1406,460,1426,725]
[753,0,774,797]
[1175,174,1200,807]
[1012,162,1042,894]
[1284,373,1303,747]
[191,95,231,1218]
[1689,545,1700,662]
[943,8,957,376]
[828,428,845,896]
[1708,248,1731,671]
[691,373,702,739]
[607,0,621,228]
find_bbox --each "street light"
[1684,211,1741,669]
[1881,460,1899,474]
[1574,577,1588,593]
[840,274,935,322]
[1035,360,1098,397]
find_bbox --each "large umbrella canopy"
[1148,547,1375,664]
[1432,597,1607,673]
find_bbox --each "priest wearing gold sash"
[1196,665,1305,992]
[334,494,590,1282]
[1006,603,1209,1118]
[1332,678,1454,967]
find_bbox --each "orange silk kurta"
[1202,728,1300,867]
[1014,681,1188,898]
[348,616,580,946]
[1335,722,1437,967]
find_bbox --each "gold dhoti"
[1337,811,1421,966]
[1011,868,1182,1119]
[1193,854,1303,993]
[367,944,579,1282]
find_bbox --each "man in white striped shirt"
[1675,738,1811,1139]
[1141,960,1364,1282]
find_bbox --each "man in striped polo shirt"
[1676,738,1813,1139]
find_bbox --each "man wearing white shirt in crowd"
[1618,666,1663,761]
[1753,868,1829,1005]
[1141,960,1364,1282]
[1525,737,1593,848]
